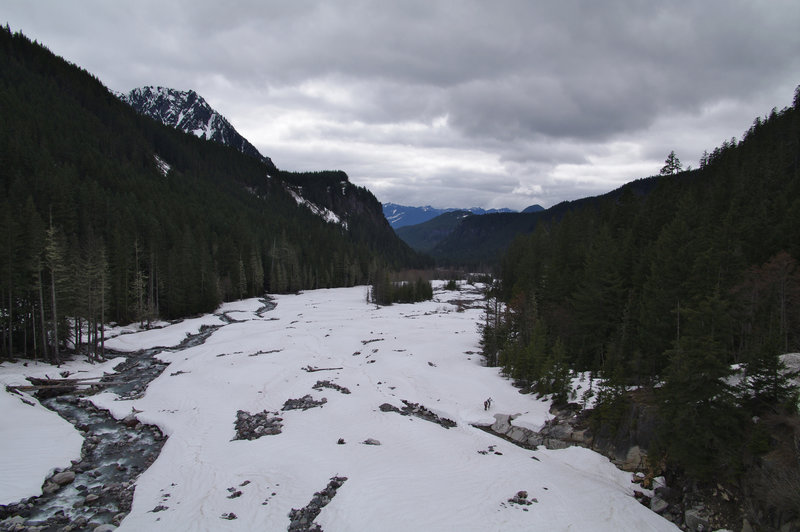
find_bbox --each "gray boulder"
[684,506,710,531]
[51,470,76,485]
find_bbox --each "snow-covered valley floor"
[1,284,678,531]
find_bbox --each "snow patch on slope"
[153,154,171,177]
[288,188,347,229]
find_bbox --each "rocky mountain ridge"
[119,86,274,168]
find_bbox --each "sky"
[5,1,799,210]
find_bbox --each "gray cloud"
[4,0,799,209]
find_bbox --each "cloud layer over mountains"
[6,1,799,208]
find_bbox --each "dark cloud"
[4,0,799,209]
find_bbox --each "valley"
[0,283,677,531]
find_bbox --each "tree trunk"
[50,266,59,364]
[74,316,81,357]
[38,269,48,361]
[100,276,105,359]
[32,301,38,362]
[7,286,12,358]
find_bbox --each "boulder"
[362,438,381,446]
[51,470,76,485]
[42,481,60,494]
[508,427,527,442]
[650,496,669,514]
[491,414,514,435]
[685,506,710,531]
[620,446,646,471]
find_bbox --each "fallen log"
[9,379,127,399]
[11,381,127,392]
[302,365,344,373]
[26,375,109,386]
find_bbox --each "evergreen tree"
[659,150,683,175]
[44,222,68,363]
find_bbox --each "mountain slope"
[382,203,516,228]
[486,89,800,524]
[394,210,474,253]
[522,204,545,213]
[120,86,408,260]
[0,26,419,339]
[120,86,275,168]
[429,177,660,265]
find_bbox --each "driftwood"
[302,365,344,373]
[28,376,108,385]
[11,381,125,392]
[6,376,122,398]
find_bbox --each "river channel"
[0,300,275,532]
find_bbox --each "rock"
[526,434,544,447]
[654,485,677,501]
[42,481,60,494]
[1,516,26,529]
[337,438,346,444]
[51,470,76,485]
[508,427,527,441]
[233,409,283,440]
[508,490,533,505]
[685,506,710,531]
[491,414,514,434]
[569,429,591,444]
[93,525,117,532]
[650,496,669,514]
[362,438,381,445]
[380,400,456,429]
[85,493,101,504]
[620,446,646,471]
[312,380,350,394]
[282,395,327,411]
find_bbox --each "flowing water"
[1,299,276,531]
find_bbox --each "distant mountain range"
[383,203,543,228]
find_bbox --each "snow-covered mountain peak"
[119,86,272,166]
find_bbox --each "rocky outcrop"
[288,476,348,531]
[486,406,594,453]
[312,381,351,395]
[282,395,327,411]
[379,400,457,429]
[232,410,283,440]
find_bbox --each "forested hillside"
[394,210,473,253]
[430,175,663,266]
[483,87,800,486]
[0,27,420,361]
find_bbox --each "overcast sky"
[5,1,799,209]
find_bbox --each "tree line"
[481,86,800,481]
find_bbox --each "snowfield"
[1,284,678,531]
